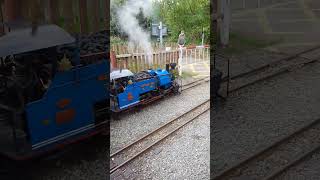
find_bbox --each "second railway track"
[212,46,320,179]
[221,45,320,94]
[213,117,320,180]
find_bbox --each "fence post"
[178,47,183,76]
[110,51,117,71]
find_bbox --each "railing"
[114,46,210,73]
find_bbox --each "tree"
[158,0,210,44]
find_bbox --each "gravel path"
[211,61,320,177]
[112,111,210,180]
[110,81,210,153]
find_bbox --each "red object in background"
[110,51,117,71]
[4,0,20,21]
[186,45,196,49]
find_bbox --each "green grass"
[220,33,283,55]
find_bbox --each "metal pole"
[12,111,18,153]
[201,27,204,46]
[210,0,219,68]
[159,22,163,49]
[227,57,230,96]
[213,53,216,69]
[220,0,230,47]
[178,47,182,76]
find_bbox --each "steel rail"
[221,45,320,83]
[212,46,320,180]
[181,76,210,91]
[213,117,320,180]
[110,99,210,174]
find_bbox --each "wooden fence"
[0,0,107,35]
[111,42,177,55]
[115,46,210,73]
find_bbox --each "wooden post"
[110,51,117,71]
[48,0,59,25]
[79,0,88,33]
[212,0,218,45]
[220,0,230,47]
[92,0,100,32]
[105,0,109,31]
[3,0,20,32]
[62,1,75,33]
[0,3,4,36]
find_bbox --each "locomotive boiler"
[110,63,181,113]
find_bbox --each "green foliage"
[158,0,210,45]
[110,0,209,45]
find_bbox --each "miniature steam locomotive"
[0,25,108,160]
[0,24,180,160]
[110,64,180,113]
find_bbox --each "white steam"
[115,0,154,65]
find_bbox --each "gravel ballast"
[112,111,210,180]
[110,81,210,153]
[211,61,320,177]
[275,150,320,180]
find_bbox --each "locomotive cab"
[0,25,109,160]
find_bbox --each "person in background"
[177,30,185,48]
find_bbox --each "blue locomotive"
[110,64,180,113]
[0,25,108,160]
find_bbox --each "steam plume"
[115,0,153,64]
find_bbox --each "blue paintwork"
[112,68,174,111]
[135,78,157,94]
[117,83,140,110]
[148,69,172,89]
[25,60,108,150]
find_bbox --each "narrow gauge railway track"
[222,45,320,82]
[110,99,210,174]
[213,117,320,180]
[181,76,210,91]
[211,46,320,179]
[221,45,320,94]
